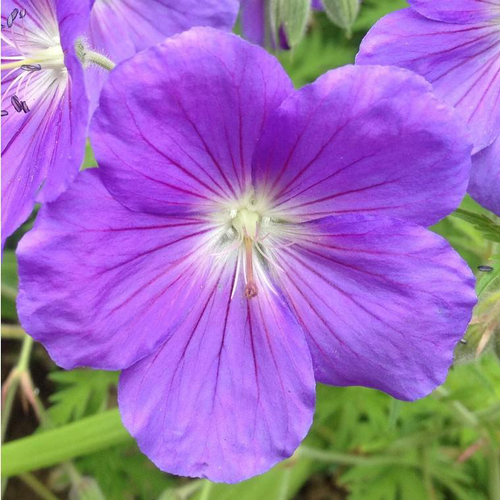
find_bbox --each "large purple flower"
[355,0,500,214]
[1,0,89,247]
[18,29,476,482]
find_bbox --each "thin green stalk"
[434,387,479,427]
[1,284,18,301]
[299,445,418,468]
[199,481,213,500]
[488,444,500,500]
[1,324,27,340]
[2,335,34,441]
[277,467,293,500]
[18,473,61,500]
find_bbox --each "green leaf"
[2,409,132,477]
[353,0,407,31]
[455,264,500,364]
[82,140,97,169]
[48,369,119,426]
[191,453,315,500]
[453,209,500,244]
[1,250,18,321]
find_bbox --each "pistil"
[244,237,258,299]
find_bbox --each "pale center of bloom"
[1,7,67,116]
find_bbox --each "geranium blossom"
[18,28,476,482]
[1,0,89,247]
[356,0,500,214]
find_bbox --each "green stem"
[434,387,479,427]
[1,324,27,340]
[2,335,34,441]
[19,473,61,500]
[1,284,18,301]
[199,481,212,500]
[277,467,292,500]
[85,50,116,71]
[299,445,417,468]
[489,444,500,500]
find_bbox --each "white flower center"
[231,207,261,241]
[1,7,67,116]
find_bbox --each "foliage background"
[2,1,500,499]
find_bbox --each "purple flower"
[86,0,239,109]
[356,0,500,214]
[1,0,90,247]
[18,29,476,482]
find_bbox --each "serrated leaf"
[453,209,500,244]
[48,369,119,426]
[455,265,500,364]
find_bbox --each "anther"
[1,110,8,117]
[477,265,493,273]
[21,64,42,72]
[7,8,19,28]
[21,101,30,113]
[19,9,27,18]
[459,339,468,345]
[11,95,22,113]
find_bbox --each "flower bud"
[322,0,360,35]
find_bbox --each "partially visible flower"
[1,0,89,247]
[86,0,239,107]
[356,0,500,213]
[1,0,241,248]
[470,135,500,215]
[18,29,476,482]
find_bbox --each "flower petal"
[89,0,238,62]
[408,0,500,23]
[470,134,500,216]
[241,0,266,46]
[253,65,471,226]
[356,9,500,153]
[1,0,89,247]
[273,215,476,401]
[91,27,293,216]
[118,258,315,483]
[17,169,221,371]
[85,0,239,114]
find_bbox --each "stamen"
[19,9,27,19]
[459,339,468,345]
[21,100,30,113]
[1,110,8,117]
[11,95,22,112]
[244,237,258,299]
[21,64,42,72]
[7,9,19,29]
[478,265,493,272]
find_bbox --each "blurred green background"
[2,1,500,499]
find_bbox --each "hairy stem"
[85,50,116,71]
